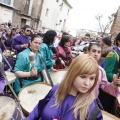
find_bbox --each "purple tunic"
[1,35,13,50]
[4,56,13,71]
[26,84,103,120]
[13,34,30,54]
[0,72,6,93]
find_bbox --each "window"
[60,3,63,11]
[0,0,11,5]
[45,9,49,16]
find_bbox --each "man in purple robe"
[13,25,31,54]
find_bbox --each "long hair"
[59,35,69,47]
[55,54,99,120]
[5,28,13,41]
[43,30,57,45]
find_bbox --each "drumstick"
[42,69,50,83]
[39,53,54,87]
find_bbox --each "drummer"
[13,35,45,94]
[39,30,57,72]
[53,35,72,69]
[3,49,14,71]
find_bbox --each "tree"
[95,13,115,35]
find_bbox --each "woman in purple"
[1,28,13,51]
[26,54,103,120]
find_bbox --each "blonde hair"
[55,54,99,120]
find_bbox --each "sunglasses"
[26,30,31,32]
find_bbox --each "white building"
[39,0,72,33]
[0,0,72,34]
[0,0,14,23]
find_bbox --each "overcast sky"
[67,0,120,32]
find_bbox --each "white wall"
[40,0,71,33]
[0,7,13,23]
[28,0,33,16]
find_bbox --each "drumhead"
[18,82,52,115]
[102,111,120,120]
[50,70,67,85]
[5,71,16,84]
[0,95,16,120]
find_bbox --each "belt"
[19,71,42,87]
[22,76,39,80]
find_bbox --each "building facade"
[0,0,14,23]
[13,0,43,28]
[110,6,120,39]
[0,0,72,33]
[39,0,72,33]
[0,0,43,28]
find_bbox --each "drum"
[0,93,22,120]
[102,111,120,120]
[18,82,52,115]
[50,70,67,85]
[5,71,16,84]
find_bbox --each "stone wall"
[110,6,120,39]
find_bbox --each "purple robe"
[1,35,13,50]
[4,56,13,71]
[26,84,103,120]
[13,34,30,54]
[0,72,6,93]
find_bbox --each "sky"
[67,0,120,32]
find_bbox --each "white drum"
[50,70,67,85]
[102,111,120,120]
[0,93,23,120]
[18,82,52,115]
[5,71,16,84]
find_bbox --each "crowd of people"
[0,23,120,119]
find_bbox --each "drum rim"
[50,69,67,75]
[5,71,16,80]
[0,93,19,119]
[102,110,120,120]
[0,93,16,100]
[18,82,52,115]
